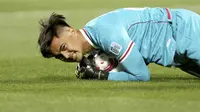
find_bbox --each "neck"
[77,30,94,55]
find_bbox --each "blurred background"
[0,0,200,59]
[0,0,200,112]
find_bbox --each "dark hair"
[38,13,70,58]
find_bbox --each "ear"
[70,28,76,35]
[62,27,75,37]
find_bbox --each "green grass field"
[1,0,200,112]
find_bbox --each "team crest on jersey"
[109,42,122,55]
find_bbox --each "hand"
[75,57,109,80]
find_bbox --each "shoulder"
[84,9,123,28]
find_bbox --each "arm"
[83,19,150,81]
[108,44,150,81]
[75,42,150,81]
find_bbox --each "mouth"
[72,52,76,60]
[66,52,82,62]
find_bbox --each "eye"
[61,44,66,50]
[63,43,68,51]
[59,43,68,52]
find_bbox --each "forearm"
[108,71,150,81]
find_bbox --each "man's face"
[50,27,83,62]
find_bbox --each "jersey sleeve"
[108,45,150,81]
[84,18,150,81]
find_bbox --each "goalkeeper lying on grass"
[38,7,200,81]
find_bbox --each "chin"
[75,53,83,62]
[76,58,82,62]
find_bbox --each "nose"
[60,51,70,59]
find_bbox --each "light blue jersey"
[79,7,200,81]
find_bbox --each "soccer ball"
[93,52,124,72]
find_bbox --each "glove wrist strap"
[97,71,109,80]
